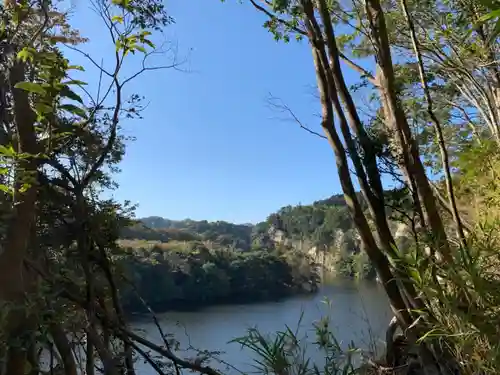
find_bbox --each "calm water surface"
[133,280,392,374]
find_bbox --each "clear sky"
[67,0,368,224]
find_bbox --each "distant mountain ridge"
[121,193,405,280]
[130,193,353,252]
[137,216,255,250]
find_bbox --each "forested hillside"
[133,194,354,249]
[121,193,390,285]
[117,194,379,311]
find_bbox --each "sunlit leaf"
[112,15,124,24]
[0,184,12,195]
[17,47,35,62]
[67,65,85,71]
[478,8,500,22]
[14,81,47,95]
[62,79,87,86]
[0,145,15,157]
[19,183,31,193]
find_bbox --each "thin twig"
[266,93,327,139]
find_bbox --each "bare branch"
[266,93,327,139]
[62,44,113,77]
[121,41,186,87]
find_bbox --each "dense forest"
[117,216,320,313]
[2,0,500,375]
[116,195,360,312]
[122,193,377,286]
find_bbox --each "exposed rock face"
[267,221,414,280]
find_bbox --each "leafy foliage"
[117,241,319,313]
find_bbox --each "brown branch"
[337,52,378,86]
[430,182,473,232]
[127,341,167,375]
[24,259,223,375]
[121,43,185,87]
[62,44,113,77]
[117,273,181,375]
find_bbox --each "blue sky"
[68,0,370,223]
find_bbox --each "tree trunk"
[400,0,467,248]
[301,4,412,326]
[314,0,399,259]
[364,0,451,260]
[50,324,78,375]
[0,58,40,375]
[302,0,425,317]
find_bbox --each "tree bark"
[302,0,425,315]
[364,0,451,260]
[0,58,40,375]
[314,0,398,259]
[399,0,467,248]
[301,2,412,327]
[50,324,78,375]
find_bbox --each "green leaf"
[408,268,422,286]
[135,45,147,53]
[478,8,500,22]
[62,79,87,86]
[19,183,31,193]
[14,81,46,95]
[35,103,53,114]
[477,0,500,10]
[17,47,35,62]
[143,38,155,48]
[116,40,123,51]
[68,65,85,71]
[112,15,124,23]
[60,86,84,104]
[0,145,15,157]
[60,104,88,119]
[0,184,12,195]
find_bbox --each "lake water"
[132,280,392,374]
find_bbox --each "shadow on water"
[133,279,392,374]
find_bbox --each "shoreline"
[124,277,384,320]
[124,286,319,320]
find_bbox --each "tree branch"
[266,94,327,139]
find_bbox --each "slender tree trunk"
[400,0,467,248]
[302,0,425,315]
[313,0,398,258]
[0,58,40,375]
[302,4,412,326]
[364,0,451,260]
[86,335,95,375]
[50,324,78,375]
[96,246,136,375]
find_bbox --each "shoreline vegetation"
[117,240,321,315]
[116,196,380,315]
